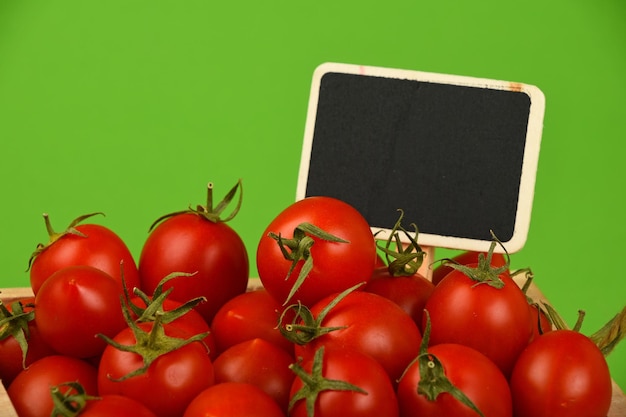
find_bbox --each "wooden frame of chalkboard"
[296,62,545,253]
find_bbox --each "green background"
[1,0,624,389]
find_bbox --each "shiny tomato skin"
[431,251,507,286]
[0,297,56,387]
[423,267,532,377]
[34,265,127,358]
[30,223,139,295]
[257,196,377,307]
[183,382,287,417]
[97,322,215,417]
[364,267,435,330]
[138,212,249,324]
[7,355,98,417]
[79,395,159,417]
[289,347,399,417]
[213,338,295,413]
[397,343,512,417]
[510,329,612,417]
[294,290,422,383]
[210,288,294,355]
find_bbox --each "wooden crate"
[1,282,625,417]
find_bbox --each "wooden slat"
[1,282,625,416]
[0,383,18,417]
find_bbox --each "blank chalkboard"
[296,63,545,253]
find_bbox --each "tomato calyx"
[26,212,105,270]
[269,222,350,305]
[440,232,510,289]
[590,304,626,355]
[375,209,425,277]
[97,293,210,381]
[541,299,626,356]
[124,270,206,324]
[406,311,486,417]
[148,179,243,231]
[289,346,367,417]
[0,299,35,369]
[49,381,99,417]
[278,283,362,345]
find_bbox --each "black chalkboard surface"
[296,63,545,253]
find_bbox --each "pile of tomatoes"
[0,180,618,417]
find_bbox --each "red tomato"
[73,395,159,417]
[34,265,127,358]
[210,288,294,355]
[289,347,399,417]
[510,329,613,417]
[0,297,55,387]
[213,338,295,413]
[183,382,287,417]
[7,355,98,417]
[29,213,139,295]
[129,294,218,360]
[364,267,434,330]
[529,302,553,342]
[291,289,422,383]
[423,264,532,377]
[257,196,377,307]
[431,250,507,285]
[48,381,159,417]
[397,343,512,417]
[138,211,249,324]
[97,321,215,417]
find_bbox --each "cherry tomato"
[423,263,532,377]
[73,394,159,417]
[364,267,434,330]
[29,213,139,295]
[48,381,159,417]
[289,346,399,417]
[184,382,287,417]
[210,288,294,355]
[290,289,422,383]
[397,343,512,417]
[510,329,613,417]
[97,321,215,417]
[34,265,127,358]
[7,355,98,417]
[138,184,249,324]
[257,196,377,307]
[431,250,507,285]
[0,297,55,387]
[528,302,553,342]
[213,338,295,412]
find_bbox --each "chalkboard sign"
[296,63,545,253]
